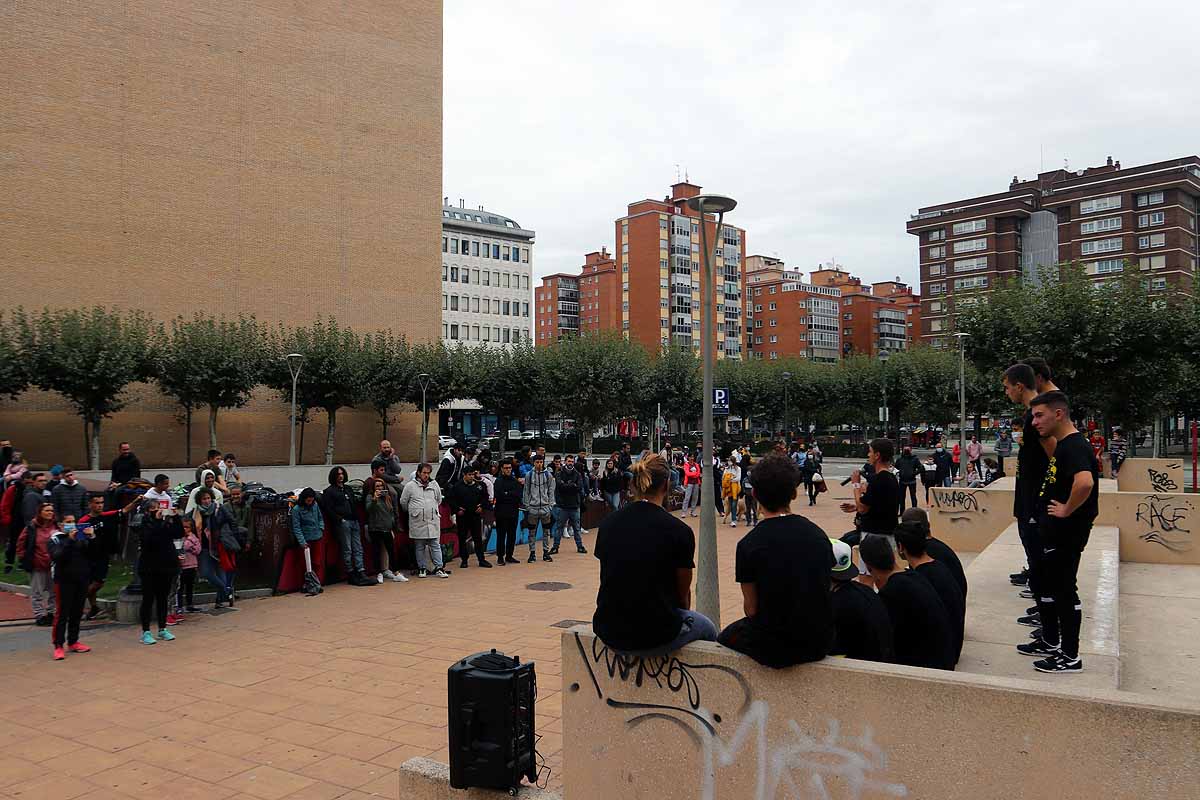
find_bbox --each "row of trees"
[2,267,1192,467]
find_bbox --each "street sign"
[713,387,730,415]
[879,406,890,422]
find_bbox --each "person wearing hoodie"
[364,467,407,583]
[185,470,224,514]
[895,447,924,511]
[17,502,59,625]
[289,487,326,590]
[447,465,492,569]
[51,468,89,522]
[522,454,555,563]
[48,514,95,660]
[138,500,182,644]
[322,466,372,586]
[550,455,586,556]
[492,459,523,565]
[436,444,465,491]
[933,445,953,487]
[400,463,449,578]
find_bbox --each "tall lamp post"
[686,192,737,628]
[286,353,304,466]
[953,332,970,483]
[782,371,792,442]
[417,372,432,465]
[878,350,890,439]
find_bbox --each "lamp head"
[686,194,738,215]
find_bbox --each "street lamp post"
[878,350,890,439]
[286,353,304,467]
[782,371,792,442]
[417,372,432,465]
[953,333,970,483]
[687,192,737,628]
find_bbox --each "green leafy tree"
[264,318,367,465]
[542,333,647,453]
[640,346,702,434]
[405,341,478,462]
[361,332,417,441]
[0,313,31,402]
[471,341,546,454]
[15,306,157,469]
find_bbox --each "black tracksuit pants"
[457,515,485,564]
[140,571,173,632]
[1039,524,1090,659]
[52,579,87,646]
[495,514,518,561]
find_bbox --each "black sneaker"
[36,615,53,627]
[548,546,560,556]
[1034,653,1083,674]
[1029,627,1043,640]
[576,545,588,554]
[542,552,553,562]
[477,560,493,568]
[1009,568,1029,586]
[496,558,506,566]
[528,552,536,563]
[1026,606,1039,616]
[506,556,520,565]
[1016,614,1041,628]
[1017,638,1059,657]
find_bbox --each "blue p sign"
[713,387,730,415]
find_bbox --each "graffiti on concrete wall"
[1147,468,1180,493]
[930,489,984,524]
[574,632,908,799]
[1135,494,1194,553]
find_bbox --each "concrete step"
[1118,563,1200,703]
[957,522,1120,690]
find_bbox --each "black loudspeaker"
[448,649,538,795]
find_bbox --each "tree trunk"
[1152,416,1162,458]
[208,405,219,449]
[583,428,594,457]
[498,416,508,457]
[380,407,389,441]
[89,416,101,470]
[324,407,337,465]
[185,406,193,465]
[82,419,90,469]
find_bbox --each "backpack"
[302,569,323,596]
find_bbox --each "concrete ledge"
[399,757,561,800]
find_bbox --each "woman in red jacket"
[681,453,702,518]
[17,502,59,626]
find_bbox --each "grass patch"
[4,561,136,601]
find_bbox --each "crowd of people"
[591,355,1100,677]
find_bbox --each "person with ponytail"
[592,454,717,655]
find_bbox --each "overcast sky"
[444,0,1200,288]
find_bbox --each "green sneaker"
[140,631,156,645]
[157,629,176,642]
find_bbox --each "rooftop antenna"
[1063,157,1070,172]
[675,164,681,182]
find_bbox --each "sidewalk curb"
[0,580,272,621]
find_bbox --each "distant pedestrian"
[492,460,523,565]
[966,436,982,478]
[50,468,88,522]
[933,445,953,487]
[48,514,95,660]
[1108,428,1127,478]
[601,458,624,512]
[550,455,585,555]
[721,457,741,527]
[322,466,372,587]
[447,465,492,569]
[522,455,555,563]
[995,428,1014,476]
[680,455,701,517]
[400,463,448,578]
[17,502,58,625]
[137,500,181,645]
[108,442,142,488]
[951,442,961,481]
[895,446,923,511]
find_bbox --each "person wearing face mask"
[932,444,953,488]
[400,463,449,578]
[895,447,924,511]
[139,499,183,643]
[51,469,88,522]
[17,502,59,625]
[48,513,96,660]
[192,488,237,608]
[185,470,223,514]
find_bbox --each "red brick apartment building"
[535,249,622,344]
[907,155,1200,348]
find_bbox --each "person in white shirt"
[142,474,175,509]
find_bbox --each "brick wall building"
[0,1,443,466]
[811,268,920,357]
[743,256,842,362]
[535,273,581,344]
[907,155,1200,348]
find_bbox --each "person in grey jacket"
[522,455,555,563]
[51,469,89,522]
[400,463,449,578]
[373,440,405,488]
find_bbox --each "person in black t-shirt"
[827,539,894,663]
[901,507,967,601]
[860,533,954,670]
[841,439,900,539]
[1021,391,1097,675]
[895,520,964,666]
[593,454,716,656]
[1003,363,1055,621]
[718,455,835,668]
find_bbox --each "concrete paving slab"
[1120,565,1200,703]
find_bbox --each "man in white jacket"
[400,463,449,578]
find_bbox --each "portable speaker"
[447,649,537,795]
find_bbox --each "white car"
[438,435,457,449]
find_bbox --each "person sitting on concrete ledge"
[717,454,835,668]
[860,533,955,671]
[900,507,967,601]
[895,520,965,667]
[592,454,716,657]
[827,538,894,663]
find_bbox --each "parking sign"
[713,387,730,415]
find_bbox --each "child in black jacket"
[48,515,94,660]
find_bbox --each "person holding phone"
[138,500,182,644]
[47,514,95,660]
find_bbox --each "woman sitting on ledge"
[592,453,717,656]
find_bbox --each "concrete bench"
[562,625,1199,799]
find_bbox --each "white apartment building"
[441,198,534,347]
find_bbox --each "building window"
[1138,212,1166,228]
[926,229,945,242]
[1080,195,1122,215]
[843,313,852,320]
[469,296,478,312]
[482,243,490,259]
[1151,277,1168,291]
[768,302,777,311]
[769,335,778,343]
[442,237,448,253]
[492,244,500,258]
[522,302,529,317]
[952,237,987,254]
[503,274,511,288]
[449,295,459,311]
[930,319,944,332]
[954,276,989,290]
[502,329,510,344]
[929,300,943,312]
[929,263,945,276]
[483,327,491,342]
[1087,259,1124,275]
[482,271,490,286]
[442,264,448,281]
[928,246,946,259]
[449,324,459,340]
[450,240,459,255]
[1080,216,1122,235]
[442,294,448,310]
[461,269,470,285]
[1138,233,1166,248]
[754,304,762,312]
[754,320,763,329]
[442,323,448,338]
[1136,191,1164,207]
[1138,255,1166,270]
[953,256,987,272]
[472,241,480,256]
[1081,237,1123,255]
[769,319,777,327]
[929,283,946,294]
[521,248,529,263]
[769,286,776,294]
[952,218,987,236]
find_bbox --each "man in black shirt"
[447,466,492,570]
[901,507,967,600]
[1004,363,1055,624]
[860,534,954,670]
[840,439,900,547]
[827,539,894,663]
[896,520,964,665]
[718,456,835,668]
[1021,391,1097,674]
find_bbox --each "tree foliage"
[540,333,647,453]
[361,331,416,440]
[0,314,30,402]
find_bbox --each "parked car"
[438,435,457,449]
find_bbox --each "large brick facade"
[0,1,443,466]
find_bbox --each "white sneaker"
[392,571,409,582]
[383,570,396,580]
[375,573,384,584]
[731,521,738,527]
[434,569,450,579]
[417,569,428,578]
